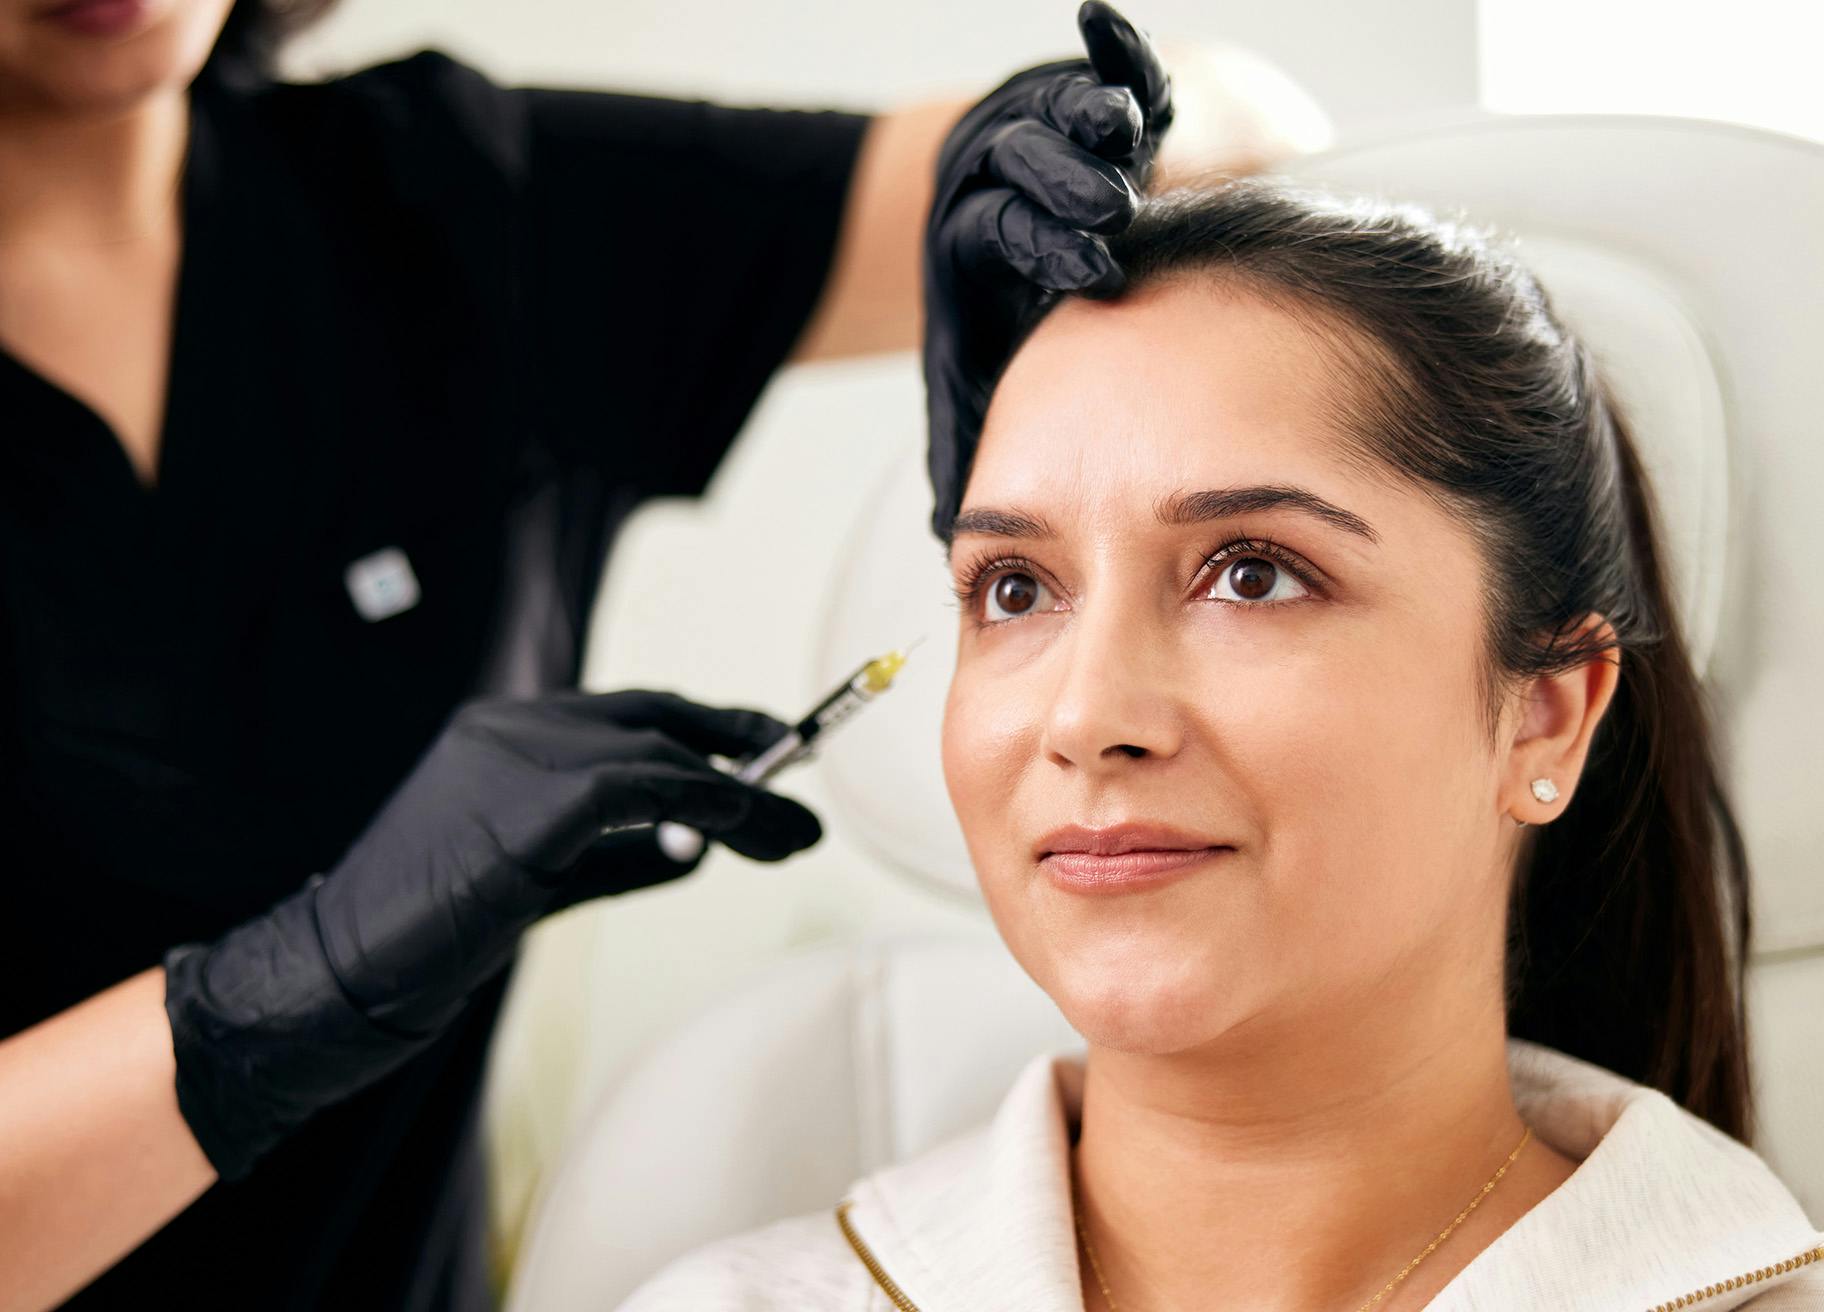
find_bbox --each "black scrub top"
[0,51,868,1309]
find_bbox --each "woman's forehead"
[970,280,1372,514]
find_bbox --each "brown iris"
[993,573,1040,615]
[1228,558,1277,600]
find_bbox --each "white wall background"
[1480,0,1824,143]
[283,0,1476,129]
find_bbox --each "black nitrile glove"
[164,690,821,1181]
[924,0,1174,538]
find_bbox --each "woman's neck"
[0,89,188,248]
[1070,986,1579,1312]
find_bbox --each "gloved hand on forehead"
[163,689,821,1182]
[924,0,1174,538]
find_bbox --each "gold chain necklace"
[1074,1124,1533,1312]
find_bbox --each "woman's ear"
[1503,614,1622,826]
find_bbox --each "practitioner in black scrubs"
[0,0,1186,1307]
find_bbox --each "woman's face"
[0,0,232,116]
[941,278,1525,1057]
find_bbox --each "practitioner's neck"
[0,87,187,248]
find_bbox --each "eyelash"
[950,537,1323,625]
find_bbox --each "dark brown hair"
[1021,179,1755,1140]
[206,0,341,84]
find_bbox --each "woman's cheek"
[943,663,1018,844]
[1185,627,1394,853]
[1224,630,1487,958]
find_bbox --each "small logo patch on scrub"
[344,547,421,622]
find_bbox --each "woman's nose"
[1038,597,1184,771]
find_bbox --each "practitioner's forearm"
[0,966,215,1312]
[790,99,966,363]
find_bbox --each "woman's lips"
[1041,846,1231,893]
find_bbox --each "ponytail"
[1506,413,1753,1140]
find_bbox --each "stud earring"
[1514,776,1560,827]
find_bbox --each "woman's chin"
[1041,943,1245,1056]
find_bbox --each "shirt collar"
[838,1039,1823,1311]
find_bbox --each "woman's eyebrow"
[946,485,1378,560]
[1157,485,1380,543]
[945,507,1058,558]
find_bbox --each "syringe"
[605,643,917,863]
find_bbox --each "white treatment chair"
[501,117,1824,1309]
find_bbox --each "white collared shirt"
[619,1039,1824,1310]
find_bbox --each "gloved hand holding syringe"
[603,640,919,862]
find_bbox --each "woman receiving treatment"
[620,181,1824,1309]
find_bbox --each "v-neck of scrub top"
[0,87,347,610]
[0,76,432,930]
[1,94,214,504]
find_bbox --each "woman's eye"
[1208,556,1310,604]
[982,570,1054,622]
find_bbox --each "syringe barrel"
[733,729,806,785]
